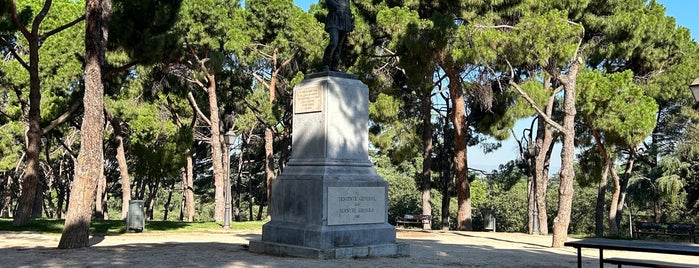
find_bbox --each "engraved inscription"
[294,86,323,114]
[327,187,386,225]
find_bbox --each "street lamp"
[223,130,235,229]
[689,78,699,102]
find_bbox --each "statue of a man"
[322,0,354,72]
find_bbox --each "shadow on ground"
[0,231,599,267]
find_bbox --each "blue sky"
[293,0,699,172]
[294,0,314,11]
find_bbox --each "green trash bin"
[126,200,145,232]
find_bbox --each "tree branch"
[41,99,82,135]
[31,0,52,36]
[242,98,274,132]
[9,1,31,39]
[252,72,271,89]
[474,24,514,30]
[187,91,211,126]
[506,60,564,132]
[40,14,85,40]
[105,61,138,77]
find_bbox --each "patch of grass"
[0,218,65,234]
[0,218,266,234]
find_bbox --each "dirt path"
[1,230,697,267]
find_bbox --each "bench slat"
[604,257,697,268]
[634,222,696,243]
[395,214,431,228]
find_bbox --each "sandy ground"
[1,229,698,267]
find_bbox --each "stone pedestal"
[248,72,409,259]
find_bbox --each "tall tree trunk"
[264,128,273,218]
[101,182,108,220]
[134,176,145,200]
[95,172,106,220]
[595,165,609,237]
[421,90,433,230]
[234,146,244,222]
[440,126,453,231]
[551,61,579,248]
[585,113,616,236]
[446,68,471,231]
[204,74,225,223]
[223,138,231,225]
[256,197,263,221]
[108,116,131,220]
[146,177,161,220]
[31,181,44,218]
[11,0,47,226]
[534,118,553,235]
[608,163,621,235]
[234,131,247,222]
[184,153,195,222]
[527,175,535,234]
[1,174,14,218]
[58,0,108,249]
[163,180,174,221]
[56,166,65,219]
[615,155,635,229]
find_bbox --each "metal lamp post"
[690,78,699,102]
[223,130,235,229]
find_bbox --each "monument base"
[248,73,409,259]
[249,240,409,259]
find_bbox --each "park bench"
[395,214,431,228]
[634,222,696,243]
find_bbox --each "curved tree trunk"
[95,172,107,220]
[595,164,609,237]
[534,118,553,235]
[421,90,433,230]
[108,116,131,220]
[58,0,107,249]
[615,155,635,230]
[532,76,557,235]
[608,164,622,235]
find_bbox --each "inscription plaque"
[294,86,323,114]
[327,187,386,225]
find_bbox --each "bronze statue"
[322,0,354,72]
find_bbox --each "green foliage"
[489,178,528,233]
[368,93,421,164]
[568,181,598,235]
[0,121,23,171]
[0,0,84,121]
[105,73,192,181]
[506,10,582,68]
[109,0,183,64]
[373,153,420,224]
[577,70,658,148]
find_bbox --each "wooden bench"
[603,257,696,268]
[395,214,431,228]
[634,222,696,243]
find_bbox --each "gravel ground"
[1,229,698,267]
